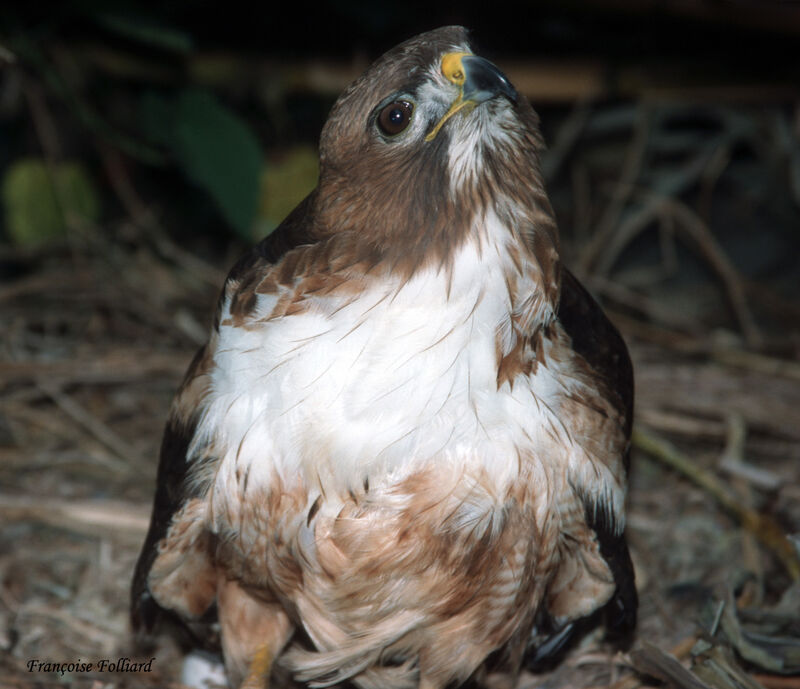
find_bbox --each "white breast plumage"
[194,212,575,523]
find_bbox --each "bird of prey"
[132,25,636,689]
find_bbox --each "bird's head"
[313,26,559,296]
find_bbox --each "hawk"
[132,25,636,689]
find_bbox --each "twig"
[633,425,800,581]
[658,212,679,276]
[636,409,726,441]
[655,195,763,349]
[588,275,702,330]
[0,350,188,385]
[713,595,785,674]
[610,637,698,689]
[604,309,707,353]
[37,381,141,470]
[709,600,726,636]
[20,75,75,258]
[751,676,800,689]
[579,105,651,273]
[718,411,767,551]
[629,641,714,689]
[0,493,150,536]
[543,100,594,181]
[711,347,800,383]
[591,194,662,277]
[100,146,226,289]
[636,358,800,442]
[21,604,118,652]
[583,148,713,279]
[591,186,762,348]
[633,401,800,461]
[572,162,593,244]
[691,641,769,689]
[719,410,778,612]
[0,271,73,303]
[14,35,164,164]
[718,458,781,493]
[698,143,732,224]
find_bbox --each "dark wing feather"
[557,269,637,641]
[557,269,633,441]
[131,344,206,633]
[130,194,317,637]
[526,269,637,668]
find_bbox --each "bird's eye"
[377,100,414,136]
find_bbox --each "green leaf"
[57,162,101,225]
[257,146,319,239]
[94,13,193,54]
[138,89,263,237]
[2,158,100,246]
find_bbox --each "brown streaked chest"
[213,461,565,643]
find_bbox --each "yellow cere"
[441,52,471,85]
[425,52,475,142]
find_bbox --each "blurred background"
[1,2,799,688]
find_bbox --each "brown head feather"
[307,26,560,298]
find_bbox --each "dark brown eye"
[377,100,414,136]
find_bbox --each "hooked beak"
[426,52,518,142]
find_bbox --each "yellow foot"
[240,644,272,689]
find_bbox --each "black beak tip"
[461,54,518,105]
